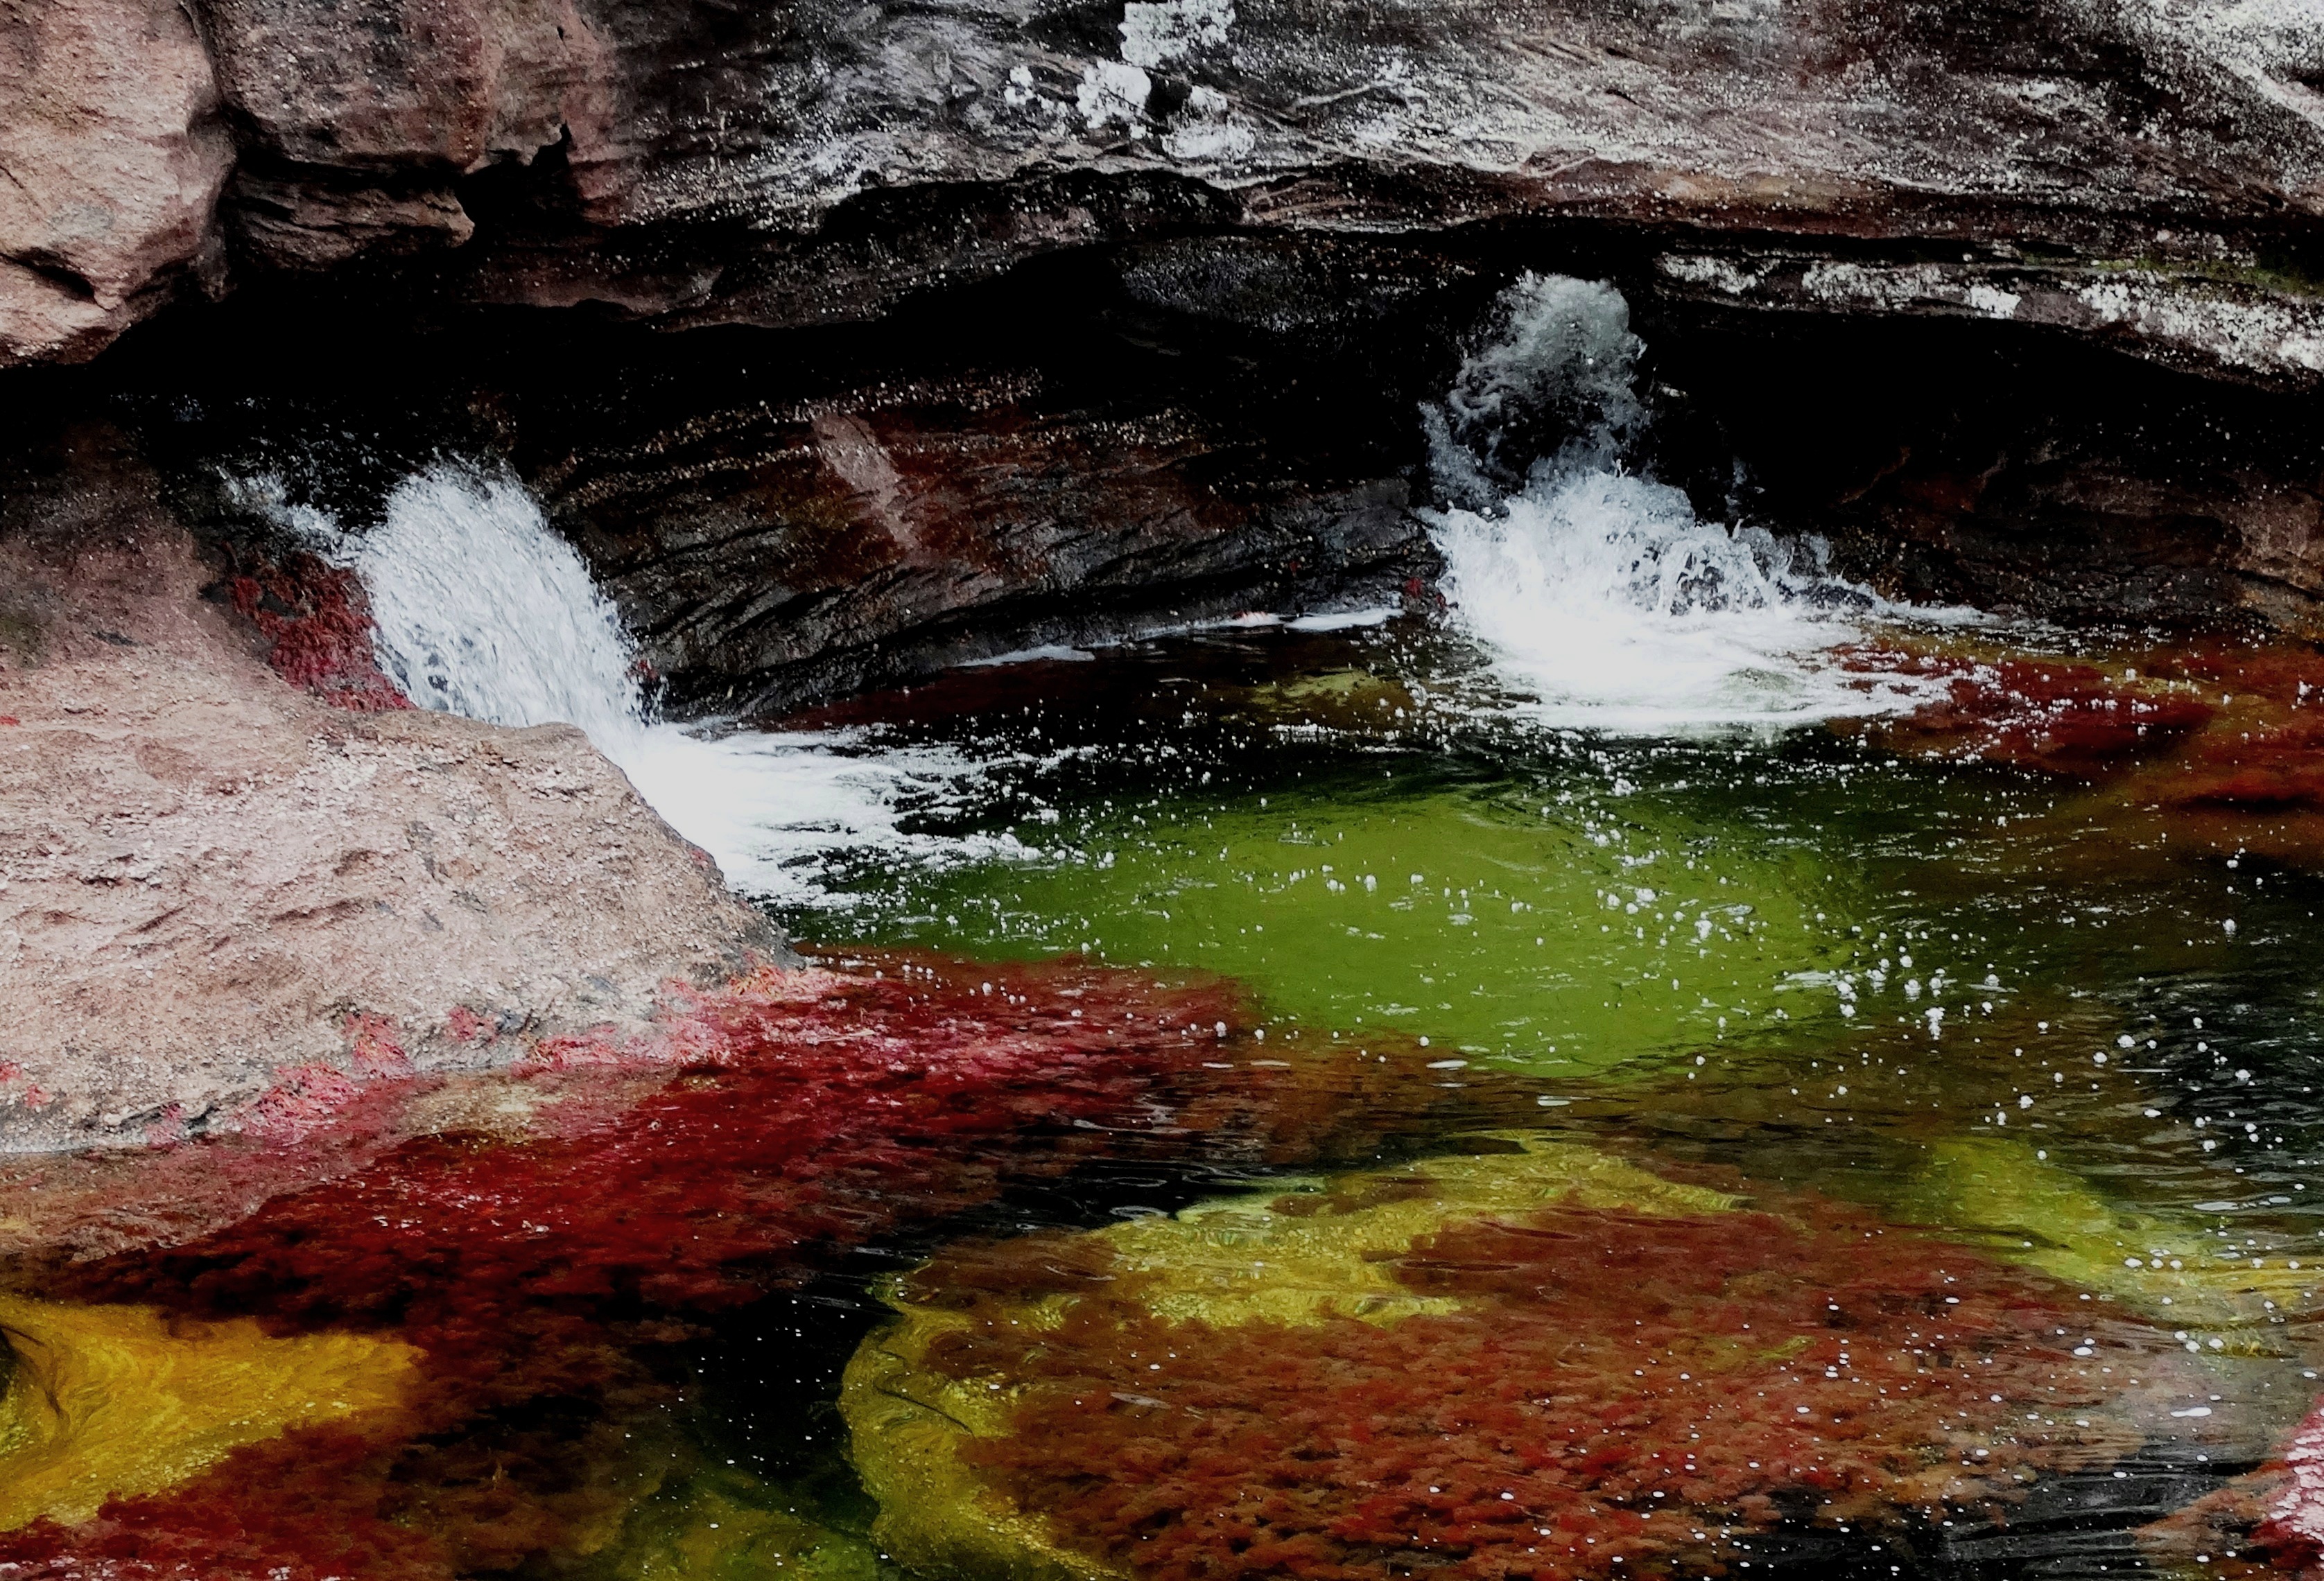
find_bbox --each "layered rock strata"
[535,372,1427,716]
[3,0,2321,382]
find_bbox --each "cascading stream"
[241,283,1967,905]
[1424,274,1959,732]
[355,469,649,754]
[250,466,1009,905]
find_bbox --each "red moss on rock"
[926,1186,2185,1581]
[2143,1392,2324,1581]
[1840,647,2214,777]
[1836,637,2324,868]
[2158,714,2324,812]
[0,955,1538,1580]
[0,1426,454,1581]
[2255,1397,2324,1573]
[61,958,1251,1324]
[220,548,410,711]
[2146,644,2324,707]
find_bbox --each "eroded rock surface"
[537,368,1428,714]
[1638,309,2324,636]
[0,0,232,363]
[0,428,781,1151]
[4,0,2323,376]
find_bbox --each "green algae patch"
[0,1292,419,1531]
[1903,1138,2324,1340]
[871,777,1854,1072]
[1095,1137,1740,1330]
[584,1465,882,1581]
[844,1136,2171,1581]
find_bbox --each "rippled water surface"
[781,618,2324,1581]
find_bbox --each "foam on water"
[252,466,1010,906]
[1424,274,1957,733]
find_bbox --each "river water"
[5,280,2323,1581]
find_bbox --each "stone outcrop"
[0,0,232,363]
[0,426,783,1151]
[87,257,2321,719]
[1656,253,2324,392]
[5,0,2323,377]
[1637,308,2324,636]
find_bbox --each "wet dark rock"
[1638,310,2324,636]
[37,274,2320,712]
[1656,251,2324,392]
[535,370,1430,716]
[100,277,1451,718]
[229,166,480,272]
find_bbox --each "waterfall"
[1424,274,1954,732]
[250,464,1002,905]
[355,469,648,751]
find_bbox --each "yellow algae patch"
[1905,1138,2324,1343]
[843,1328,1125,1581]
[0,1292,420,1530]
[1097,1134,1740,1330]
[841,1136,1740,1581]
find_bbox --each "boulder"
[0,426,783,1151]
[0,0,232,363]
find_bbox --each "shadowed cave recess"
[15,231,2324,719]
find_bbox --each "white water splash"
[253,466,1013,906]
[354,469,642,746]
[1424,274,1645,509]
[1425,273,1961,733]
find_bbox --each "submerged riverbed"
[8,279,2324,1581]
[9,604,2324,1581]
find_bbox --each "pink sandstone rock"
[0,0,232,363]
[0,426,781,1150]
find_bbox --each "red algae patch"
[2241,1401,2324,1581]
[2126,643,2324,815]
[1835,635,2324,869]
[0,954,1538,1580]
[1838,645,2214,778]
[2086,643,2324,867]
[849,1137,2198,1581]
[220,545,412,711]
[2144,1383,2324,1581]
[2160,713,2324,812]
[55,959,1254,1329]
